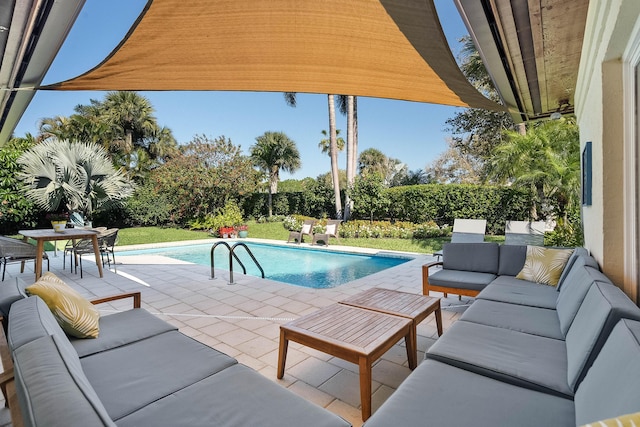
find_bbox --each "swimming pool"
[118,242,412,288]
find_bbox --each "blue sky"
[13,0,471,180]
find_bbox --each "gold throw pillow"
[25,272,99,338]
[515,246,574,286]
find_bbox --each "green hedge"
[249,184,532,234]
[384,184,532,234]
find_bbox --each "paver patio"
[0,239,470,427]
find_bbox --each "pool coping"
[115,237,426,259]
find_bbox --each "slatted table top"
[339,287,440,319]
[281,303,412,356]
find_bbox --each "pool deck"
[0,238,471,427]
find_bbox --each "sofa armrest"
[422,262,443,295]
[90,292,141,309]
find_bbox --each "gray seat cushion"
[442,242,499,273]
[575,319,640,425]
[0,277,26,318]
[70,308,177,358]
[363,359,574,427]
[565,281,640,391]
[556,262,612,336]
[427,270,497,292]
[497,244,527,276]
[460,299,563,339]
[13,334,115,427]
[476,279,559,309]
[8,296,68,351]
[426,320,572,397]
[116,363,351,427]
[557,249,598,289]
[80,330,237,421]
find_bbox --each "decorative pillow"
[326,224,337,235]
[25,272,99,338]
[515,246,574,286]
[580,411,640,427]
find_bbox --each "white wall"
[575,0,640,302]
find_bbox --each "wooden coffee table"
[277,303,414,421]
[339,288,443,369]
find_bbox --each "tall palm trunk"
[268,167,279,217]
[343,95,356,221]
[328,95,342,218]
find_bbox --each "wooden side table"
[277,303,413,421]
[339,288,443,368]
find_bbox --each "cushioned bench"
[3,284,351,427]
[366,246,640,426]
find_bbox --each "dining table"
[19,228,103,280]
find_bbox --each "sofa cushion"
[575,319,640,425]
[427,270,497,292]
[71,308,178,358]
[476,278,559,309]
[80,330,237,421]
[515,246,574,286]
[363,359,574,427]
[556,261,611,336]
[557,248,598,289]
[8,296,68,351]
[0,277,27,318]
[566,282,640,392]
[497,244,527,276]
[13,334,115,427]
[460,299,563,339]
[426,320,572,397]
[442,242,499,273]
[116,363,351,427]
[25,272,100,338]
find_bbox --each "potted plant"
[236,224,249,238]
[46,212,69,232]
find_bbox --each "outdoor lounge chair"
[0,235,49,281]
[287,219,315,244]
[504,220,545,246]
[434,218,486,260]
[312,219,342,246]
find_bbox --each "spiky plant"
[17,139,135,219]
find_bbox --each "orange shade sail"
[43,0,503,111]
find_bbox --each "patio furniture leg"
[277,329,289,379]
[359,357,372,421]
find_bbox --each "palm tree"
[250,131,301,217]
[337,95,358,220]
[318,129,346,155]
[284,92,343,217]
[487,118,580,222]
[17,139,135,220]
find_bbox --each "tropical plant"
[250,131,301,217]
[17,139,135,220]
[486,118,580,224]
[39,91,178,180]
[0,136,39,233]
[284,92,343,218]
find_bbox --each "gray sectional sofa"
[365,244,640,426]
[1,286,350,427]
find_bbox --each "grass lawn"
[116,221,505,254]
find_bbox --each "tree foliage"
[0,137,39,233]
[350,173,390,222]
[149,135,258,225]
[429,36,515,182]
[17,139,135,219]
[250,131,301,217]
[487,118,581,222]
[39,91,178,181]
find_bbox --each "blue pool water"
[118,242,412,288]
